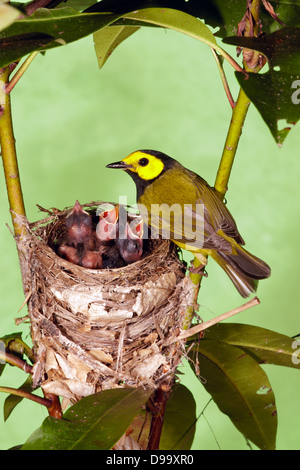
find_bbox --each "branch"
[214,88,251,198]
[0,386,52,409]
[147,382,172,450]
[182,0,264,328]
[6,52,39,94]
[0,350,63,418]
[211,48,236,109]
[0,67,27,239]
[172,297,260,343]
[0,350,33,374]
[214,0,264,198]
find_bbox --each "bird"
[116,205,144,263]
[96,205,119,242]
[58,200,103,268]
[65,200,93,249]
[106,149,271,297]
[80,250,103,269]
[58,244,80,265]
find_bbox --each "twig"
[211,48,236,109]
[172,297,260,343]
[0,386,52,409]
[0,350,33,374]
[147,382,172,450]
[0,349,63,418]
[17,290,32,313]
[6,52,39,94]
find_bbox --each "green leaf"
[159,383,196,450]
[0,2,20,32]
[21,388,152,450]
[236,70,299,144]
[0,7,121,68]
[223,27,300,74]
[224,27,300,144]
[83,0,300,34]
[92,7,241,71]
[118,9,242,72]
[212,0,300,37]
[122,8,217,48]
[203,323,300,369]
[84,0,223,29]
[265,0,300,30]
[189,340,277,450]
[94,24,140,69]
[62,0,98,11]
[4,376,33,421]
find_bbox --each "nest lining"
[17,203,195,404]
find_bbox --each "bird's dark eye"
[138,157,149,167]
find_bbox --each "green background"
[0,25,299,450]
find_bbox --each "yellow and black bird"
[106,149,271,297]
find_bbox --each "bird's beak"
[106,161,131,170]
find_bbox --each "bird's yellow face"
[121,151,165,181]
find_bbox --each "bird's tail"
[210,245,271,298]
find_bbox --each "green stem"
[214,88,251,198]
[0,67,27,240]
[0,386,52,408]
[183,1,263,329]
[214,0,262,198]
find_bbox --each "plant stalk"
[183,0,263,328]
[214,88,251,198]
[0,386,52,408]
[0,350,33,374]
[0,67,27,239]
[6,52,39,94]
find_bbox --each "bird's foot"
[188,263,208,277]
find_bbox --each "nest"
[17,202,195,405]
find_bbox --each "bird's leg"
[188,252,208,276]
[188,263,208,276]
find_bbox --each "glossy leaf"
[21,388,152,450]
[159,383,196,450]
[224,27,300,144]
[0,7,121,68]
[84,0,223,29]
[92,7,235,72]
[189,339,277,450]
[202,323,300,369]
[87,0,299,36]
[223,27,300,74]
[122,8,217,48]
[63,0,98,11]
[94,24,140,69]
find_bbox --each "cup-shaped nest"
[17,202,195,405]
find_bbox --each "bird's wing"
[147,202,232,252]
[192,172,245,245]
[138,165,243,252]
